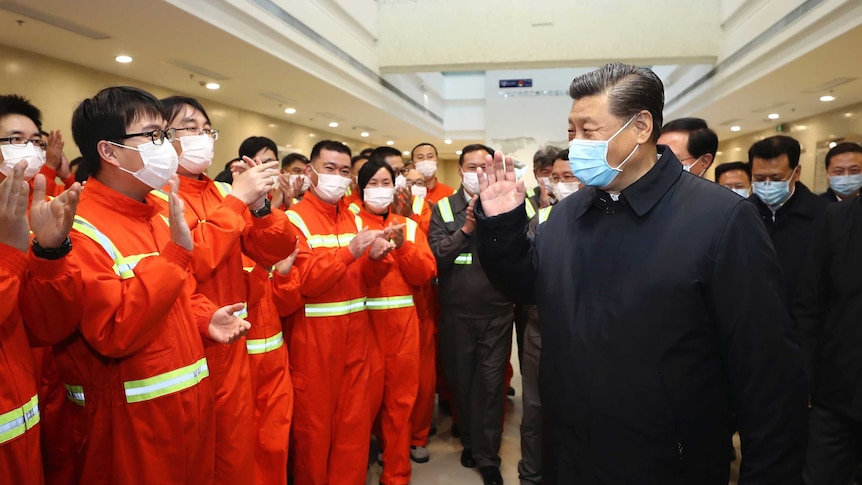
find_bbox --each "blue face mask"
[568,115,639,188]
[753,171,795,208]
[829,174,862,196]
[731,187,751,198]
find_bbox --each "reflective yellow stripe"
[538,206,553,224]
[213,181,232,198]
[304,297,367,317]
[246,331,284,355]
[525,200,536,219]
[412,196,425,214]
[286,210,312,239]
[526,187,537,198]
[149,189,169,203]
[348,202,361,215]
[404,218,419,243]
[0,394,40,445]
[454,253,473,265]
[72,216,157,279]
[438,197,454,223]
[123,358,209,404]
[366,295,414,310]
[64,384,85,407]
[233,302,249,320]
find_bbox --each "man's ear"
[98,140,121,168]
[634,110,653,145]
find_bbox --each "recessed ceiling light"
[402,150,410,156]
[205,82,220,90]
[730,125,741,132]
[767,113,780,120]
[820,95,836,102]
[309,133,316,137]
[795,125,807,131]
[734,147,741,151]
[829,141,838,148]
[284,108,296,114]
[845,112,854,118]
[268,123,276,128]
[386,140,394,146]
[115,55,133,63]
[456,150,463,155]
[444,139,452,145]
[716,151,723,156]
[328,122,339,128]
[360,132,369,137]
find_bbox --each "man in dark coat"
[474,62,808,484]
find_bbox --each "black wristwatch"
[251,198,272,218]
[32,236,72,260]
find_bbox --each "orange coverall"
[54,177,217,485]
[285,191,391,485]
[152,175,296,485]
[357,206,436,485]
[242,256,293,485]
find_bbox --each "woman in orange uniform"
[355,159,437,485]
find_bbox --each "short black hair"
[359,147,374,158]
[0,94,42,130]
[411,142,438,159]
[357,159,396,199]
[160,96,211,125]
[824,142,862,170]
[748,135,801,169]
[569,62,664,143]
[281,152,309,169]
[238,136,277,160]
[369,146,403,167]
[70,156,90,184]
[533,145,560,171]
[555,149,569,161]
[714,161,751,183]
[310,140,351,161]
[213,169,233,184]
[71,86,164,178]
[351,155,369,167]
[459,144,494,166]
[662,117,718,158]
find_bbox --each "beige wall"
[713,101,862,192]
[0,43,373,177]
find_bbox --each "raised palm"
[478,151,525,217]
[29,174,81,248]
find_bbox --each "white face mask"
[1,142,45,180]
[289,173,311,193]
[461,171,481,195]
[310,165,352,203]
[364,186,395,212]
[395,174,407,188]
[553,181,579,201]
[108,140,179,190]
[177,134,215,174]
[415,160,437,178]
[411,185,427,198]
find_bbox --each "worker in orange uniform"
[54,86,251,485]
[355,158,437,484]
[157,97,296,485]
[0,161,81,485]
[286,140,396,485]
[242,251,296,485]
[412,143,455,204]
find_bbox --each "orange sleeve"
[184,194,247,283]
[0,243,26,325]
[189,290,219,341]
[20,251,82,345]
[38,165,62,197]
[240,208,297,268]
[70,233,193,358]
[62,173,76,190]
[271,268,304,317]
[290,225,357,299]
[395,227,437,287]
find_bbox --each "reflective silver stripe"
[64,385,85,407]
[233,302,249,320]
[405,218,418,243]
[304,297,367,317]
[454,253,473,265]
[366,295,414,310]
[412,196,425,214]
[538,206,553,224]
[525,200,536,218]
[438,197,454,223]
[0,394,39,445]
[123,359,209,403]
[246,331,284,355]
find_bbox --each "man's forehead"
[0,114,40,136]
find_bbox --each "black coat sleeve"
[475,200,536,305]
[709,200,808,484]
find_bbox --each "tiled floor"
[366,337,743,485]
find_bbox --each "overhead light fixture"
[402,151,410,156]
[309,133,316,137]
[328,122,339,128]
[829,141,838,148]
[716,151,723,156]
[730,125,741,132]
[115,55,133,64]
[205,82,220,90]
[820,95,836,102]
[284,108,296,114]
[386,140,394,146]
[734,147,741,152]
[456,150,463,155]
[444,139,452,145]
[360,132,369,137]
[767,113,780,120]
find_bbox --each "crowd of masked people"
[1,79,862,485]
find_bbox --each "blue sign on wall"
[499,79,533,88]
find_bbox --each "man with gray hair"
[474,62,807,483]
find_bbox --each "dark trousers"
[514,303,530,369]
[803,405,862,485]
[518,305,542,485]
[440,309,514,468]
